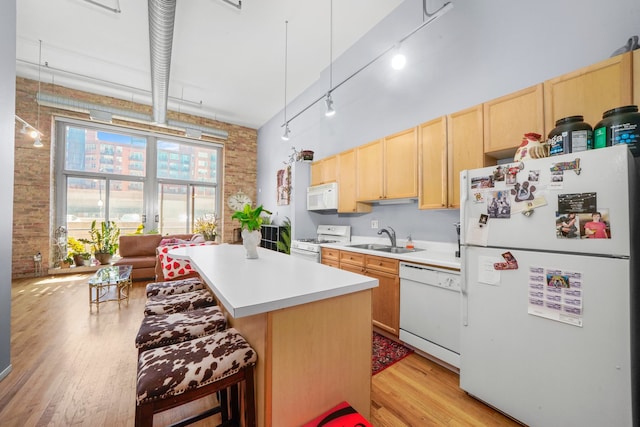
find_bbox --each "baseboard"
[0,364,12,382]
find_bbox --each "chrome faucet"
[378,226,397,247]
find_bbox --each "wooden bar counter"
[170,244,378,427]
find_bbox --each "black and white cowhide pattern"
[136,328,257,404]
[145,277,205,298]
[135,305,227,351]
[144,289,215,316]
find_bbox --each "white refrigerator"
[459,145,638,427]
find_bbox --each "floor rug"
[372,332,413,375]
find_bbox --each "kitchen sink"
[375,247,424,254]
[347,243,424,254]
[347,243,391,250]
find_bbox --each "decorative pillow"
[157,243,208,280]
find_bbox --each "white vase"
[241,229,262,259]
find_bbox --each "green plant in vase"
[80,220,120,265]
[231,204,272,258]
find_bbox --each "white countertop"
[169,243,378,318]
[322,238,461,270]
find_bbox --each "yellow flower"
[194,214,218,241]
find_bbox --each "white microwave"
[307,182,338,211]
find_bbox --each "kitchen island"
[169,243,378,427]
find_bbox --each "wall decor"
[277,165,291,206]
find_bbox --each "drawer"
[339,251,365,266]
[365,255,399,275]
[321,247,340,261]
[321,258,340,269]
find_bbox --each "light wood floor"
[0,273,521,427]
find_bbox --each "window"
[56,119,222,243]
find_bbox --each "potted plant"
[194,213,218,241]
[276,217,292,255]
[61,255,74,268]
[68,236,92,266]
[231,204,272,259]
[80,220,120,265]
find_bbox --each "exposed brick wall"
[13,77,257,279]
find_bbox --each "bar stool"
[135,328,257,427]
[145,276,205,298]
[144,289,215,316]
[135,305,227,355]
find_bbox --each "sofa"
[114,234,195,281]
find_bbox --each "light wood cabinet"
[483,84,545,159]
[337,149,371,213]
[356,128,418,202]
[544,52,633,134]
[356,140,384,201]
[634,50,640,106]
[447,105,485,209]
[365,255,399,336]
[418,116,448,209]
[337,249,400,337]
[383,127,418,199]
[310,155,337,186]
[320,247,340,268]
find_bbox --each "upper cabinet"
[383,127,418,199]
[337,149,371,213]
[356,129,418,202]
[544,52,633,133]
[483,84,545,159]
[310,155,337,186]
[356,140,384,201]
[418,116,448,209]
[447,105,485,209]
[634,50,640,106]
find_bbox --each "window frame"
[54,116,223,237]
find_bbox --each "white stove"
[290,225,351,262]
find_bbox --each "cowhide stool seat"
[145,276,205,298]
[135,328,257,427]
[144,289,215,316]
[135,305,227,354]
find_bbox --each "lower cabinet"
[331,249,400,337]
[320,247,340,268]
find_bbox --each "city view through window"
[59,122,221,248]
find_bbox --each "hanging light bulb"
[282,124,290,141]
[391,44,406,70]
[33,137,43,148]
[29,129,39,139]
[325,93,336,117]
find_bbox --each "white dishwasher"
[399,262,461,369]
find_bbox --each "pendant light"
[281,20,290,141]
[325,0,336,117]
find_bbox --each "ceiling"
[16,0,404,129]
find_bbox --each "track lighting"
[15,115,43,147]
[325,93,336,117]
[282,124,291,141]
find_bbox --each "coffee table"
[88,265,133,313]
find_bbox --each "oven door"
[290,247,320,263]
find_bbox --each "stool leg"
[244,366,256,427]
[219,389,229,423]
[135,402,154,427]
[230,383,239,422]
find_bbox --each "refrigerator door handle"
[459,170,468,245]
[461,246,468,326]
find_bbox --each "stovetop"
[295,238,338,244]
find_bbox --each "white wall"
[258,0,640,242]
[0,0,16,380]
